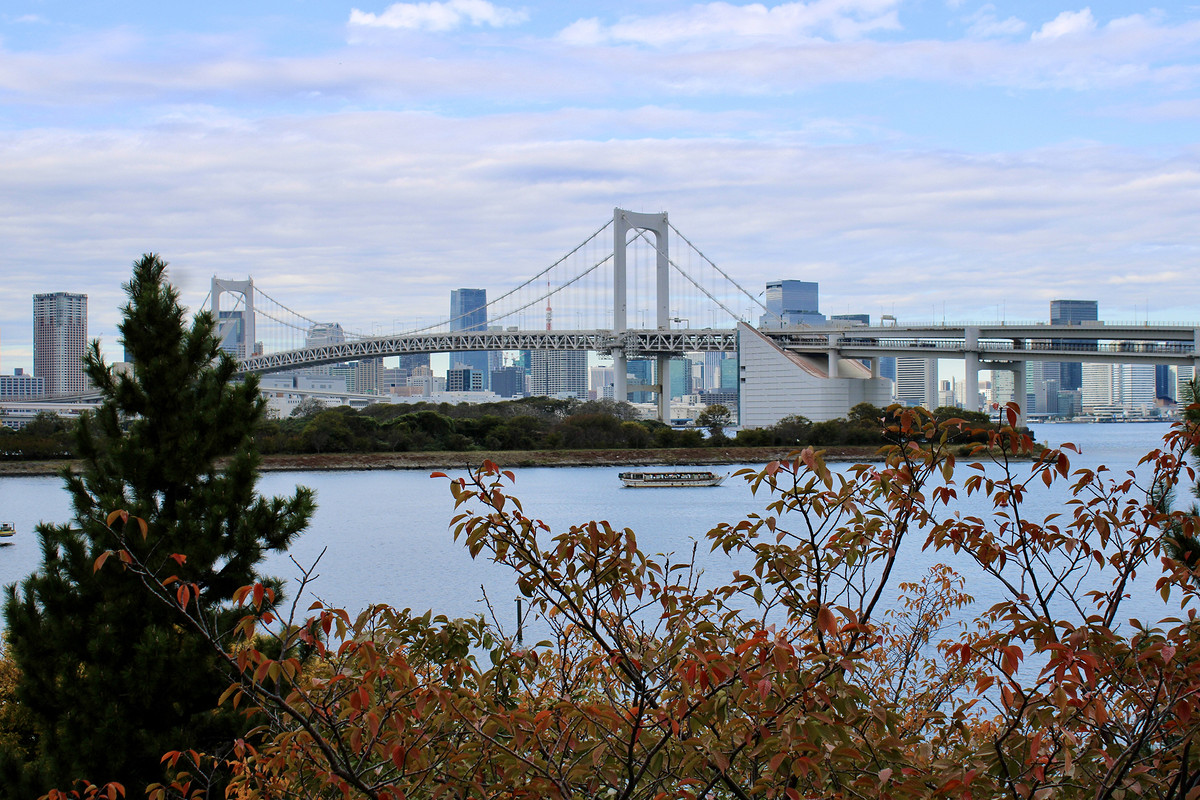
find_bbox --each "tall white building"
[530,351,587,398]
[33,292,87,396]
[895,357,934,408]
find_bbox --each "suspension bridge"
[205,207,1200,425]
[212,209,767,421]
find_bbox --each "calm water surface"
[0,422,1185,635]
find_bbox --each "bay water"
[0,422,1187,638]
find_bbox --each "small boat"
[619,470,727,488]
[0,522,14,538]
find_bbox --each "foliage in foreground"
[64,405,1200,798]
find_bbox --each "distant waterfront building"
[759,280,825,328]
[33,292,88,396]
[450,288,491,389]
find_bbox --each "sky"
[1,0,1199,371]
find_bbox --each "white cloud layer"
[349,0,528,32]
[558,0,902,47]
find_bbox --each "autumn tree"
[82,402,1199,800]
[1,255,314,796]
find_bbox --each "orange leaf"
[94,551,111,573]
[106,509,129,527]
[816,605,836,635]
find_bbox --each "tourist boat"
[0,522,15,538]
[618,470,728,488]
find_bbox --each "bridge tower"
[210,277,256,360]
[611,208,672,421]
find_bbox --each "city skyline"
[2,1,1198,367]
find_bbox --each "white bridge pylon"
[612,208,671,421]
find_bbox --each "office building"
[1156,365,1175,402]
[589,366,616,400]
[446,367,484,393]
[669,358,691,399]
[0,369,44,399]
[398,353,430,374]
[759,280,825,328]
[491,366,525,398]
[719,357,739,392]
[1050,300,1098,392]
[450,289,491,389]
[33,292,88,396]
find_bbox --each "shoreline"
[0,446,892,476]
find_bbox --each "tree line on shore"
[3,396,1009,461]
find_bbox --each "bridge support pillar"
[613,348,627,404]
[827,334,841,377]
[657,354,671,423]
[1013,360,1027,428]
[964,327,980,413]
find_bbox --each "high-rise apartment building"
[450,288,491,389]
[530,350,587,398]
[33,292,87,396]
[1050,300,1098,392]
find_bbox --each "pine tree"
[1,255,314,795]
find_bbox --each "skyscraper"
[1050,300,1098,392]
[759,280,825,328]
[33,292,87,396]
[450,288,491,388]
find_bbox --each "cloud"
[1032,8,1097,41]
[348,0,528,32]
[964,5,1026,39]
[556,1,902,48]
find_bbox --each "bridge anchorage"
[219,208,1200,427]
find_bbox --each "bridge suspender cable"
[667,221,772,319]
